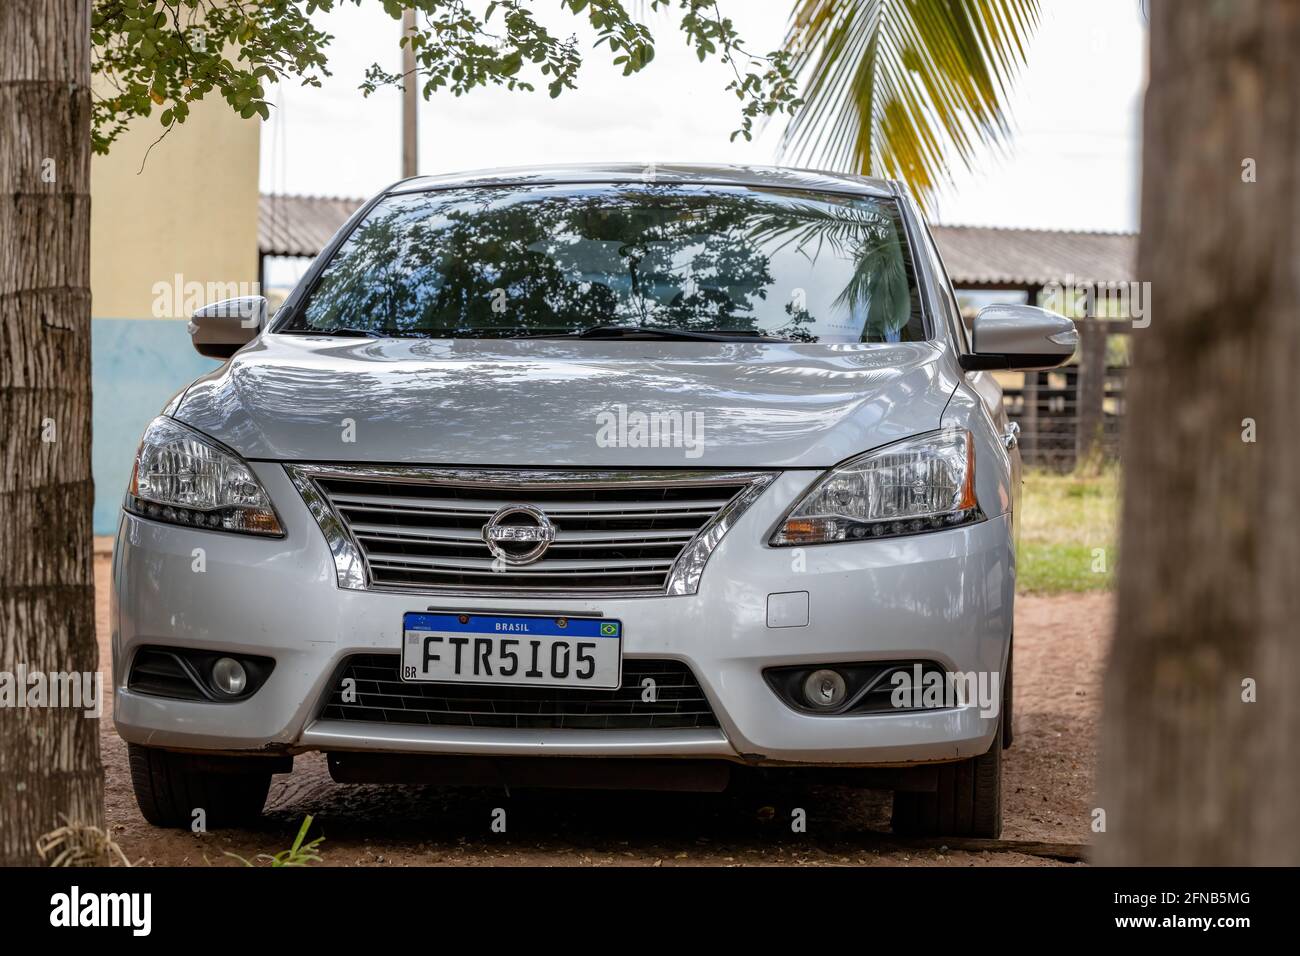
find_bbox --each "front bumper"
[112,465,1013,767]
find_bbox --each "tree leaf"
[779,0,1040,210]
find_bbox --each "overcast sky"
[259,0,1147,232]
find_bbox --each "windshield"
[282,183,927,344]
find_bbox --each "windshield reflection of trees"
[298,186,921,343]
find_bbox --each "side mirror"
[960,303,1078,371]
[189,296,267,359]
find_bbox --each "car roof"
[386,163,900,199]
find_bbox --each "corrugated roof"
[259,193,1137,288]
[932,224,1137,287]
[259,194,365,259]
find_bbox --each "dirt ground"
[93,553,1113,866]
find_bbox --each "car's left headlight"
[125,416,284,536]
[770,429,983,546]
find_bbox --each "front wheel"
[128,743,272,829]
[890,723,1002,839]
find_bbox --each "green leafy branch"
[90,0,802,156]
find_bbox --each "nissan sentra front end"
[112,163,1076,837]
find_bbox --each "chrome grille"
[287,466,774,595]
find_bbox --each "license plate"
[400,612,622,689]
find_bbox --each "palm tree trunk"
[1097,0,1300,864]
[0,0,101,864]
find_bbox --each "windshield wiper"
[530,324,786,343]
[284,327,423,338]
[463,326,579,339]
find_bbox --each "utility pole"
[401,8,418,178]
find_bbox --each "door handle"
[1003,421,1020,450]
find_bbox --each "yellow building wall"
[90,96,260,319]
[90,96,261,536]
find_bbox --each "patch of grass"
[225,815,324,867]
[1017,467,1119,595]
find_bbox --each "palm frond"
[780,0,1040,208]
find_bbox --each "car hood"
[173,335,959,468]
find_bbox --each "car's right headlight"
[770,429,983,545]
[125,416,284,536]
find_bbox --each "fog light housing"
[803,669,847,710]
[211,657,248,696]
[764,660,951,716]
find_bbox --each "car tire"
[128,743,271,829]
[890,721,1003,839]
